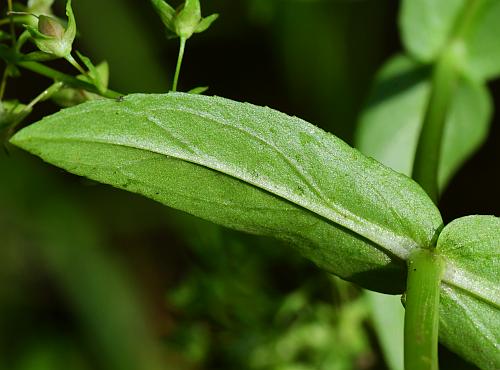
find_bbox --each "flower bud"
[150,0,218,40]
[25,0,76,58]
[37,15,65,38]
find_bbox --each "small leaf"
[399,0,466,62]
[76,51,106,94]
[187,86,208,95]
[356,54,491,192]
[194,13,219,34]
[10,93,443,294]
[437,215,500,370]
[150,0,176,32]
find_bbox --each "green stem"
[17,61,122,99]
[172,37,186,92]
[65,54,87,75]
[411,47,458,203]
[0,67,7,100]
[404,249,444,370]
[7,0,16,46]
[26,81,63,110]
[0,0,15,100]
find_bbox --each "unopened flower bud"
[25,0,76,58]
[37,15,65,38]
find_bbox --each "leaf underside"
[437,216,500,370]
[10,93,443,294]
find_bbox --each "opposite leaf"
[399,0,466,62]
[356,54,491,193]
[437,215,500,370]
[10,93,443,293]
[461,0,500,80]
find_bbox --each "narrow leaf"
[356,54,491,192]
[437,215,500,370]
[194,13,219,34]
[10,93,443,293]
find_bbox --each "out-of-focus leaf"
[355,55,430,176]
[399,0,465,61]
[437,216,500,370]
[10,93,444,294]
[438,75,491,188]
[461,0,500,80]
[366,291,404,370]
[356,54,491,192]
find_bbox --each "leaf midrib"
[30,135,500,308]
[20,131,417,261]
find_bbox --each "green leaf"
[75,51,107,94]
[187,86,208,95]
[356,54,491,192]
[366,291,404,370]
[194,13,219,34]
[461,0,500,80]
[437,215,500,370]
[399,0,466,61]
[10,93,443,294]
[150,0,176,32]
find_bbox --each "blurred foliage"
[1,0,497,370]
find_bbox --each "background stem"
[172,37,186,92]
[17,61,122,99]
[411,48,458,203]
[404,249,444,370]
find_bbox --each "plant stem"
[0,0,16,100]
[411,47,458,203]
[404,249,444,370]
[65,54,87,75]
[16,61,122,99]
[172,37,186,92]
[0,67,7,100]
[7,0,16,46]
[26,81,63,110]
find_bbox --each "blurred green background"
[1,1,498,369]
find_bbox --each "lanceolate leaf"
[437,215,500,370]
[10,93,443,293]
[356,54,491,192]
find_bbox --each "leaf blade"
[10,93,443,293]
[437,215,500,370]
